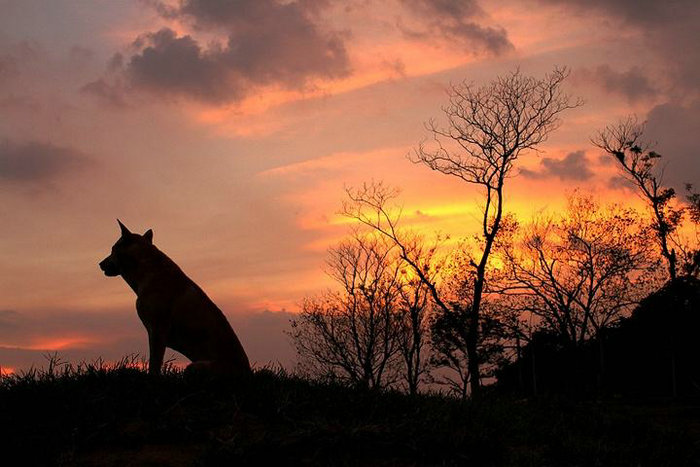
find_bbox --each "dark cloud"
[645,99,700,191]
[127,28,240,102]
[139,0,180,19]
[577,65,658,102]
[404,0,482,17]
[92,0,350,104]
[80,78,127,107]
[0,140,88,183]
[521,150,593,181]
[540,0,700,95]
[173,0,339,28]
[0,40,41,84]
[607,174,636,191]
[399,0,513,55]
[539,0,695,26]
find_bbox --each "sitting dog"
[99,220,251,376]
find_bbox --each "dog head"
[99,220,154,277]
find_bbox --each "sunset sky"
[1,0,699,374]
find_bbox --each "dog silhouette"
[99,220,251,376]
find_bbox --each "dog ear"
[117,219,131,237]
[143,229,153,244]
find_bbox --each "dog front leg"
[148,331,166,376]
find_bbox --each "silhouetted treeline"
[290,68,699,399]
[497,277,700,398]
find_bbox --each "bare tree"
[593,117,686,281]
[406,67,581,396]
[342,182,453,390]
[289,232,403,390]
[502,195,659,347]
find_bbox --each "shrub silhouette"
[498,277,700,397]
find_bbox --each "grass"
[1,357,698,466]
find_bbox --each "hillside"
[1,362,698,466]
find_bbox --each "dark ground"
[1,362,698,466]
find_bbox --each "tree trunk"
[467,273,485,398]
[516,335,524,393]
[531,346,538,397]
[598,331,606,393]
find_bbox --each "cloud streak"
[399,0,513,55]
[538,0,695,26]
[0,140,87,183]
[577,65,658,102]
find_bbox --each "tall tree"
[593,117,685,281]
[408,67,581,396]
